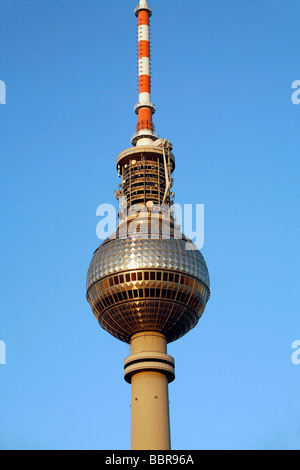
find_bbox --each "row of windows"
[124,161,163,169]
[125,165,164,172]
[94,287,201,312]
[89,270,207,312]
[124,189,165,199]
[123,175,163,184]
[123,177,165,187]
[123,167,161,177]
[123,166,166,178]
[130,189,159,196]
[126,181,160,190]
[127,173,166,180]
[104,270,192,287]
[125,174,166,184]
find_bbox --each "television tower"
[86,0,210,450]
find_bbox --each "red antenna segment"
[132,0,157,146]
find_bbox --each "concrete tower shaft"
[125,332,174,450]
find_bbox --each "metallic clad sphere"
[86,216,210,343]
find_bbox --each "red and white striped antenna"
[132,0,158,147]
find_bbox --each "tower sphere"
[86,215,210,344]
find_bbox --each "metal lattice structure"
[116,140,175,209]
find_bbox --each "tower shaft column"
[124,332,175,450]
[131,371,170,450]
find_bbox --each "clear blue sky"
[1,0,299,450]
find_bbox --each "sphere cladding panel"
[86,231,210,343]
[87,237,210,288]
